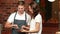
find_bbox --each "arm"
[21,22,40,33]
[5,21,18,29]
[5,21,12,28]
[29,22,40,33]
[21,14,42,33]
[21,25,30,30]
[5,12,18,29]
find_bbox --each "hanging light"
[48,0,55,2]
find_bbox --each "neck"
[18,11,24,15]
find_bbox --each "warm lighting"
[48,0,55,2]
[56,32,60,34]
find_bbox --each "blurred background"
[0,0,59,34]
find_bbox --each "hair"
[29,1,40,18]
[17,1,25,6]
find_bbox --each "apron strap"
[25,13,27,22]
[13,12,27,24]
[14,12,17,24]
[25,13,27,26]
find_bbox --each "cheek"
[22,8,24,10]
[18,9,21,11]
[28,8,33,14]
[29,8,33,13]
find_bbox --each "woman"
[21,1,42,34]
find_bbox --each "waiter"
[5,1,31,34]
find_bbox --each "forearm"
[5,22,13,28]
[24,26,30,30]
[5,24,12,28]
[27,30,39,33]
[22,29,39,33]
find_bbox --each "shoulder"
[8,12,17,18]
[35,14,42,19]
[35,14,42,23]
[7,12,17,23]
[10,12,16,15]
[10,12,16,16]
[26,13,31,18]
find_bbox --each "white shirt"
[7,12,31,25]
[29,14,42,34]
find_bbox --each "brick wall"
[0,0,19,34]
[0,0,32,34]
[0,0,18,24]
[0,0,33,24]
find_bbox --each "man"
[5,1,31,34]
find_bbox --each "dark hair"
[18,1,25,5]
[29,1,40,18]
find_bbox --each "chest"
[15,13,26,20]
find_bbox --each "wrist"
[11,25,14,28]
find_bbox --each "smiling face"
[28,6,33,14]
[18,5,25,14]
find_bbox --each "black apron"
[12,12,27,34]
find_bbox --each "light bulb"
[48,0,55,2]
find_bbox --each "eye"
[18,8,20,9]
[21,8,23,9]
